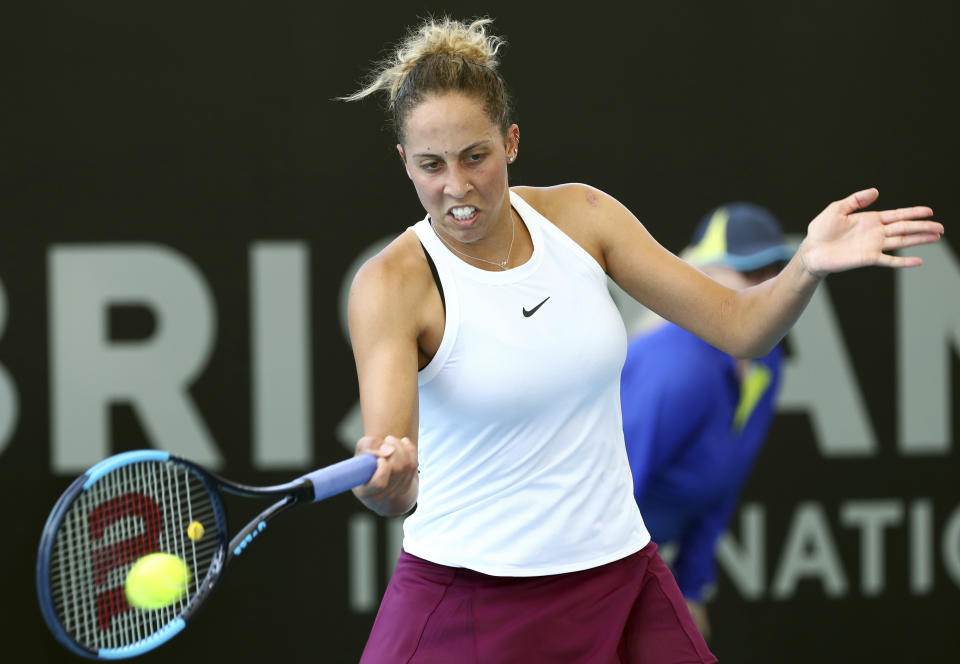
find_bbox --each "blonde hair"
[342,17,513,142]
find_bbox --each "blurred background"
[2,1,957,661]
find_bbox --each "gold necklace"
[431,210,516,270]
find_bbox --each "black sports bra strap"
[419,240,446,312]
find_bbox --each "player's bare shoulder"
[511,183,613,267]
[512,183,598,217]
[348,229,436,335]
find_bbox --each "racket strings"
[47,461,221,651]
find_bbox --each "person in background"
[620,202,794,641]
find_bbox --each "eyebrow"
[411,140,492,160]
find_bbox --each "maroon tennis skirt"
[359,541,717,663]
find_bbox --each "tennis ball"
[187,520,205,541]
[124,553,191,610]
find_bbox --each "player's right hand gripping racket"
[36,450,378,659]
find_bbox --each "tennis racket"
[36,450,378,660]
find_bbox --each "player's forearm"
[721,251,820,358]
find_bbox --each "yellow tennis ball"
[187,521,205,541]
[124,553,191,610]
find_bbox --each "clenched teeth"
[451,206,477,220]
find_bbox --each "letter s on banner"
[0,277,19,456]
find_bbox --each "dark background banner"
[2,2,957,662]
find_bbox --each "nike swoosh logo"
[523,296,550,317]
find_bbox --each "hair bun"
[343,17,505,106]
[405,17,503,69]
[342,16,514,143]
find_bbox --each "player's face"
[398,92,518,247]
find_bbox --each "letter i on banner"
[250,242,312,469]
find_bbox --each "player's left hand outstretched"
[800,188,943,277]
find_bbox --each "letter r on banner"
[49,245,221,472]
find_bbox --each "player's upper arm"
[544,184,746,353]
[347,235,426,443]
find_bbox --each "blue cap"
[687,202,793,271]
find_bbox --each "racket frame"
[36,450,376,660]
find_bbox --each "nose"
[443,165,473,198]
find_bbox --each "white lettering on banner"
[897,242,960,454]
[840,501,903,596]
[714,503,765,599]
[251,243,312,468]
[348,512,404,612]
[719,499,960,600]
[0,278,19,455]
[349,513,377,613]
[344,499,960,613]
[910,499,934,595]
[386,516,404,580]
[942,504,960,587]
[778,282,877,456]
[772,502,848,597]
[49,245,221,471]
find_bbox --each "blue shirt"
[620,322,782,601]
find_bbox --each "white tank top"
[403,190,650,576]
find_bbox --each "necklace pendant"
[498,260,508,269]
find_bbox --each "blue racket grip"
[303,454,378,503]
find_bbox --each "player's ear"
[397,144,412,180]
[505,124,519,163]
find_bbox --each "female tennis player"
[342,17,942,663]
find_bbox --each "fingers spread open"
[877,252,924,268]
[879,206,935,223]
[884,220,943,237]
[883,232,944,251]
